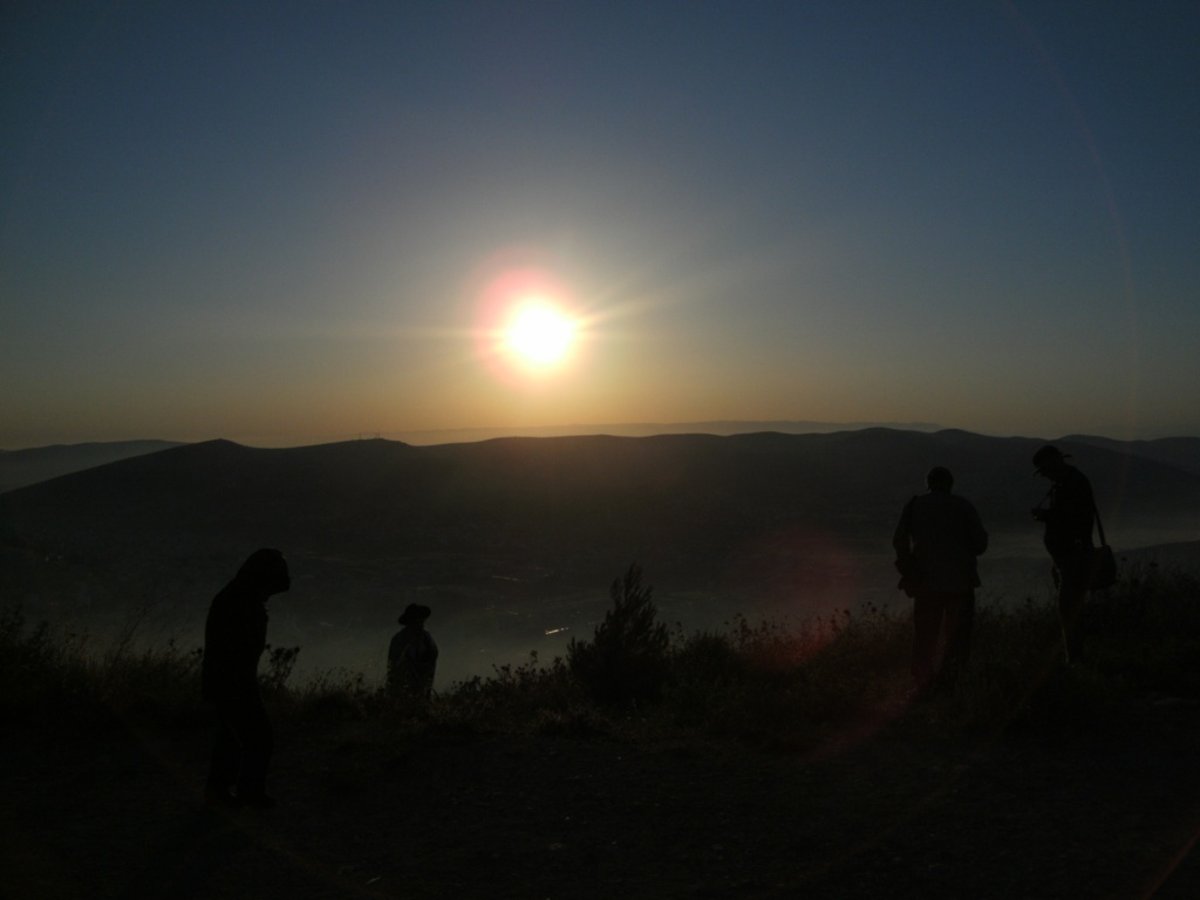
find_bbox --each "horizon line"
[5,419,1198,453]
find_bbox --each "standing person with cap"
[1032,444,1096,665]
[893,466,989,696]
[388,604,438,700]
[202,547,291,809]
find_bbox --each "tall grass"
[4,563,1198,750]
[0,605,205,728]
[1086,562,1200,694]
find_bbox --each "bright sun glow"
[503,300,576,367]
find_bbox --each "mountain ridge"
[0,439,182,493]
[3,429,1196,579]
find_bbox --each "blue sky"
[2,1,1198,447]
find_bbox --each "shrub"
[0,605,206,728]
[440,651,582,732]
[673,630,746,686]
[0,606,83,719]
[665,630,816,748]
[260,644,301,693]
[98,638,206,726]
[289,667,377,722]
[1084,563,1200,695]
[568,564,670,707]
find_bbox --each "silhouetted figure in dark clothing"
[202,548,290,808]
[1032,445,1095,665]
[893,467,988,695]
[388,604,437,701]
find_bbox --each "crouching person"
[202,548,291,809]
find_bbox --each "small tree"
[568,564,670,706]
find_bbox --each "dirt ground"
[5,693,1200,900]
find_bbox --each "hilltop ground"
[5,680,1200,900]
[7,560,1200,898]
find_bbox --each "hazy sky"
[3,1,1198,448]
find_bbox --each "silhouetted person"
[1032,444,1095,665]
[202,548,290,809]
[893,466,988,695]
[388,603,437,700]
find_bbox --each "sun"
[473,265,585,381]
[502,299,576,368]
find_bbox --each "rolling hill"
[0,440,182,493]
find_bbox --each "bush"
[288,667,377,722]
[1084,563,1200,695]
[568,564,671,707]
[260,644,301,694]
[672,630,747,685]
[434,652,590,737]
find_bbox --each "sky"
[2,1,1198,449]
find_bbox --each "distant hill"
[389,419,945,445]
[1063,435,1200,478]
[2,428,1197,609]
[0,440,182,493]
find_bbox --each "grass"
[3,562,1199,750]
[0,605,207,729]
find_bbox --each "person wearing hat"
[1032,444,1096,665]
[387,603,438,700]
[202,547,291,809]
[892,466,989,696]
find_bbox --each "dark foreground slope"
[6,559,1200,899]
[5,685,1200,899]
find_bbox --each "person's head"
[1032,444,1070,481]
[926,466,954,492]
[236,548,291,596]
[398,603,432,629]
